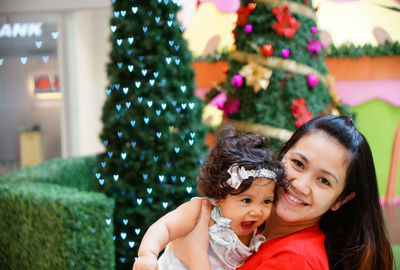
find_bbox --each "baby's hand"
[132,254,158,270]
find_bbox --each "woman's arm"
[171,199,212,270]
[133,198,204,270]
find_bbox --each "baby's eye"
[263,199,272,204]
[242,198,252,204]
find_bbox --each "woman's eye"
[242,198,252,204]
[319,178,330,186]
[293,159,304,169]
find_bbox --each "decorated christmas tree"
[96,0,207,268]
[205,0,350,147]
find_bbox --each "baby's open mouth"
[241,221,256,231]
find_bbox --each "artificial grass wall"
[0,156,115,270]
[0,156,97,191]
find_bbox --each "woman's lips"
[284,191,308,206]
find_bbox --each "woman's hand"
[172,199,211,270]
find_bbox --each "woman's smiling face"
[274,131,352,227]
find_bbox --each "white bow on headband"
[227,164,277,189]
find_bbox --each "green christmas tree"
[97,0,207,268]
[207,0,350,148]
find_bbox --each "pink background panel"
[199,0,240,13]
[335,79,400,107]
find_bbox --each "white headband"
[226,163,277,189]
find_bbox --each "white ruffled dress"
[157,199,266,270]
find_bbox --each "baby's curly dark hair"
[197,127,285,199]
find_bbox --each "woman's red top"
[238,224,329,270]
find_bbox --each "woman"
[172,115,394,270]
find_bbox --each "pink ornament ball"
[244,24,253,34]
[307,74,319,88]
[281,49,290,58]
[311,26,318,35]
[231,74,244,88]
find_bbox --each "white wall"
[1,4,111,160]
[0,0,110,13]
[59,8,110,157]
[0,57,61,161]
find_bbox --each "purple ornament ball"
[231,74,244,88]
[244,24,253,34]
[311,26,318,35]
[307,74,319,88]
[281,49,290,58]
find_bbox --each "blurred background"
[0,0,399,269]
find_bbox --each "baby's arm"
[171,199,212,270]
[133,198,204,270]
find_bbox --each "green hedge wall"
[0,156,97,192]
[0,156,115,270]
[0,182,115,270]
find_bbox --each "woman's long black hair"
[279,115,394,270]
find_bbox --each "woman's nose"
[291,175,311,196]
